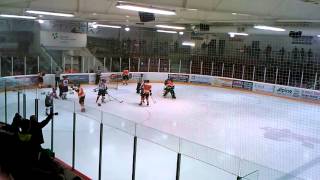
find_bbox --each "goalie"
[163,78,176,99]
[139,80,152,106]
[96,79,108,106]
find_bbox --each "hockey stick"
[150,95,157,104]
[107,93,124,103]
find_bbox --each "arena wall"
[1,72,320,103]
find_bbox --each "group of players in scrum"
[44,69,176,115]
[95,70,176,107]
[135,74,176,106]
[45,75,86,114]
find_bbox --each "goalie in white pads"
[96,79,108,106]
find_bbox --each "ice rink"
[1,83,320,180]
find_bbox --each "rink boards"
[1,72,320,103]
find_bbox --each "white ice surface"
[1,83,320,180]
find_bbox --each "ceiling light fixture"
[232,12,251,16]
[116,2,176,15]
[179,32,184,35]
[26,10,74,17]
[89,22,98,28]
[156,30,177,34]
[156,25,185,30]
[125,27,130,31]
[38,19,44,24]
[254,25,285,32]
[0,14,36,19]
[182,41,195,47]
[228,32,249,37]
[317,35,320,38]
[95,24,122,29]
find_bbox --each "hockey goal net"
[102,73,121,90]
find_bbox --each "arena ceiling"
[0,0,320,29]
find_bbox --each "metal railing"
[1,54,319,90]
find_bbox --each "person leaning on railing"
[7,113,65,179]
[11,113,54,162]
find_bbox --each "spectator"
[300,48,305,61]
[279,47,285,61]
[4,113,63,180]
[255,47,261,60]
[247,46,252,57]
[10,113,25,133]
[308,48,313,61]
[19,114,53,161]
[292,46,298,60]
[265,45,272,61]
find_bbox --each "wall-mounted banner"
[253,83,275,93]
[62,74,89,84]
[274,86,301,98]
[232,80,253,91]
[131,73,144,80]
[40,31,87,48]
[189,75,212,84]
[232,80,243,89]
[212,77,233,87]
[168,74,189,83]
[301,90,320,101]
[1,75,38,90]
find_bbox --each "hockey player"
[122,69,129,85]
[38,71,44,89]
[163,78,176,99]
[45,89,59,115]
[61,76,69,100]
[51,87,59,99]
[136,74,144,94]
[74,84,86,112]
[45,92,53,115]
[139,80,152,106]
[96,79,108,106]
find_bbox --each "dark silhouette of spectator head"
[30,115,36,122]
[308,48,313,59]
